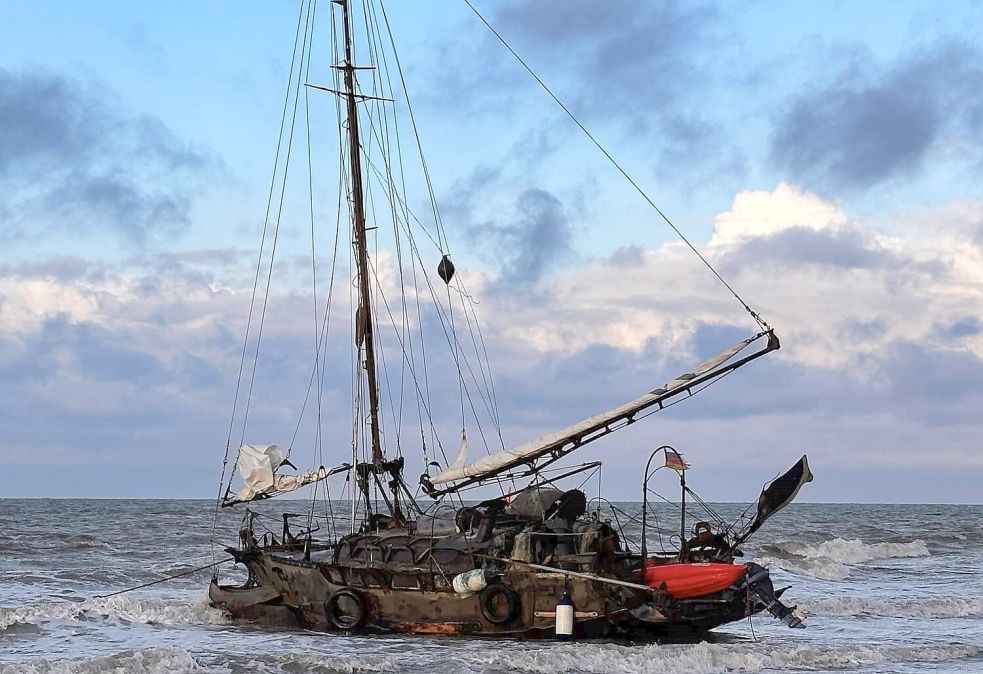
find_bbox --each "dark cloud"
[0,256,104,282]
[428,0,741,180]
[939,316,982,341]
[0,68,208,243]
[493,0,717,107]
[727,226,903,270]
[469,187,574,283]
[771,42,983,189]
[606,245,646,268]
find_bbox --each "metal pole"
[680,470,687,558]
[640,447,664,561]
[337,0,383,466]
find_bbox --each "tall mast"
[338,0,383,465]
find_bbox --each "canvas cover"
[226,443,346,505]
[431,334,766,486]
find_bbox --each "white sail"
[430,332,774,487]
[225,443,349,506]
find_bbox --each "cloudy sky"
[2,1,982,502]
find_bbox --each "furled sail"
[428,330,778,492]
[223,443,350,507]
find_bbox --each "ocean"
[1,499,981,673]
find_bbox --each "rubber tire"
[325,588,366,630]
[479,583,519,625]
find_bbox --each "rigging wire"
[211,0,310,555]
[236,0,316,450]
[461,0,769,332]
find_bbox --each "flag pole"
[679,468,687,559]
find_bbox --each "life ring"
[325,588,366,630]
[479,583,519,625]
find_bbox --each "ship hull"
[210,547,767,639]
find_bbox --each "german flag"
[664,448,689,473]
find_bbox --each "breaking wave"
[0,595,227,633]
[3,648,403,674]
[0,647,206,674]
[476,640,983,674]
[802,595,983,618]
[755,538,930,580]
[264,654,399,673]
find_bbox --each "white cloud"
[465,184,983,374]
[2,185,982,497]
[709,181,847,247]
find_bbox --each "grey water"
[1,499,982,673]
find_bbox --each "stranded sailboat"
[208,0,812,638]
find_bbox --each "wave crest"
[476,641,982,674]
[803,595,983,618]
[0,647,204,674]
[755,537,929,580]
[0,595,227,632]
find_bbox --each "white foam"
[754,555,851,581]
[803,595,983,618]
[755,538,930,580]
[787,538,930,564]
[0,647,210,674]
[274,654,399,673]
[474,640,983,674]
[0,595,227,632]
[86,595,229,626]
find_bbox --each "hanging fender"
[325,587,367,630]
[437,254,455,284]
[479,583,520,625]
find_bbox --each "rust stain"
[388,621,479,635]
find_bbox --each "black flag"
[742,455,813,541]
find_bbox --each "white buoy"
[555,590,574,640]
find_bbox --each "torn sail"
[429,331,777,490]
[224,443,349,506]
[736,454,813,543]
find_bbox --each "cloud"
[3,184,983,499]
[442,168,576,285]
[425,0,742,180]
[0,68,209,243]
[771,41,983,189]
[469,188,574,284]
[733,227,903,270]
[493,0,717,109]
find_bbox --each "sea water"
[1,500,981,673]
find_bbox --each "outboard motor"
[739,562,806,628]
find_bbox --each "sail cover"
[740,455,813,541]
[430,331,776,488]
[225,443,348,506]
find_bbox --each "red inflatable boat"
[644,562,748,599]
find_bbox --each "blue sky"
[2,1,982,502]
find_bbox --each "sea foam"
[0,647,208,674]
[803,595,983,618]
[475,640,983,674]
[0,595,227,632]
[755,537,930,580]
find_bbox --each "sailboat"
[207,0,812,638]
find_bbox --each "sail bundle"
[428,330,778,493]
[223,444,349,507]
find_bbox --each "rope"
[461,0,768,331]
[211,0,310,558]
[93,561,225,599]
